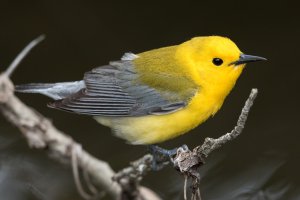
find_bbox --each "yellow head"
[176,36,266,90]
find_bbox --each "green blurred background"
[0,0,299,199]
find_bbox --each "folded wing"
[49,58,198,116]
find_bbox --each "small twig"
[113,154,153,183]
[71,144,106,200]
[26,183,48,200]
[113,154,154,199]
[71,144,95,200]
[197,188,201,200]
[83,169,101,196]
[5,35,45,77]
[184,175,188,200]
[196,88,258,159]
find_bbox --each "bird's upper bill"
[230,54,267,66]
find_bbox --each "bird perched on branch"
[16,36,266,145]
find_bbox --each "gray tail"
[15,81,85,100]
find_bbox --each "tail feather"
[15,81,85,100]
[15,83,59,91]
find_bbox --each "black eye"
[212,58,223,66]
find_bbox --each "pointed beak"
[230,54,267,66]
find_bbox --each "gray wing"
[49,60,197,116]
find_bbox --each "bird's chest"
[101,91,225,145]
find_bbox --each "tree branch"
[0,37,160,200]
[114,89,258,199]
[0,75,122,199]
[5,35,45,77]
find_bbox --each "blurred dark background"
[0,0,299,199]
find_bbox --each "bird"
[15,36,266,145]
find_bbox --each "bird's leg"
[149,145,178,157]
[148,144,189,171]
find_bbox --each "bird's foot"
[148,144,189,171]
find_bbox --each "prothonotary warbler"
[15,36,266,145]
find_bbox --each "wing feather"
[49,57,198,116]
